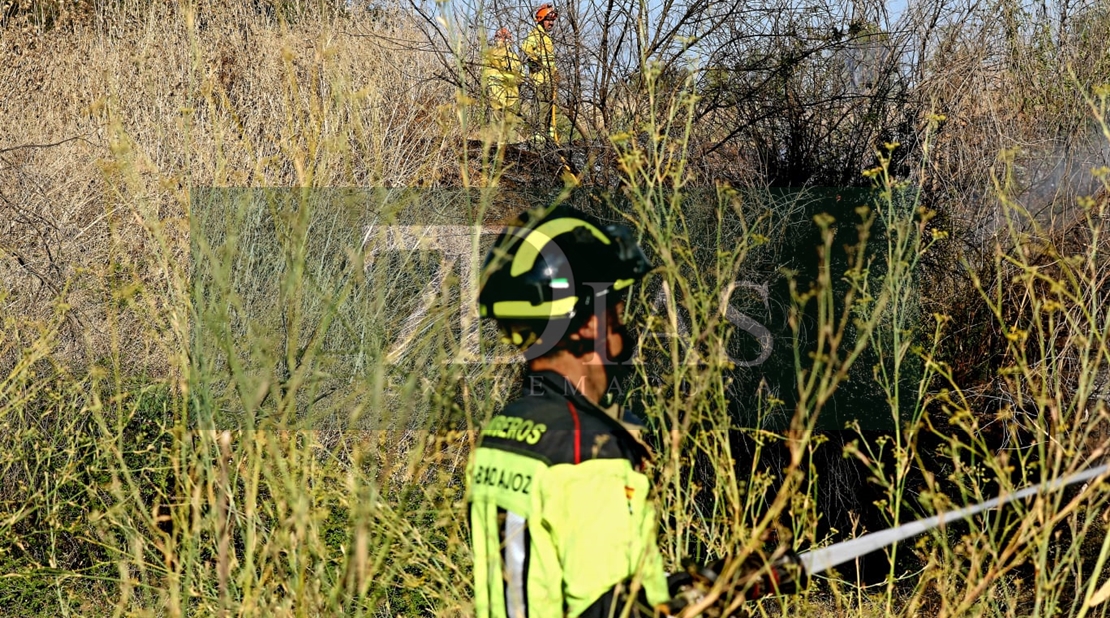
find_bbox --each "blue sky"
[888,0,909,24]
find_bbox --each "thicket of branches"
[419,0,1108,186]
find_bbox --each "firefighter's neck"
[529,349,608,406]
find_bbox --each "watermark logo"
[361,224,775,368]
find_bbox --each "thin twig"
[0,136,94,156]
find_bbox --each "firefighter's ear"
[569,314,600,341]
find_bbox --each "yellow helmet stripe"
[510,218,610,277]
[493,296,579,318]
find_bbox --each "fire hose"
[664,463,1109,616]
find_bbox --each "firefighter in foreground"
[483,27,523,144]
[522,3,559,142]
[468,206,804,617]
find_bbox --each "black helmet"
[478,205,652,350]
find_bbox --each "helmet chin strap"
[602,323,636,405]
[608,322,636,364]
[554,288,638,405]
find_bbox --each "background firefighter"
[522,3,559,143]
[483,27,522,144]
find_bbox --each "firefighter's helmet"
[478,205,651,350]
[534,3,556,22]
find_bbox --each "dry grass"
[1,0,457,374]
[3,2,1110,617]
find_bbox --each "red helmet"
[534,3,557,22]
[494,27,512,42]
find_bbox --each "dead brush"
[4,1,1110,617]
[930,186,1110,446]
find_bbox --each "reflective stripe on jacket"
[468,371,669,618]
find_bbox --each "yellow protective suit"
[522,23,558,141]
[483,39,522,141]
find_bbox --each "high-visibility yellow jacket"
[483,41,522,110]
[468,371,670,618]
[521,24,556,86]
